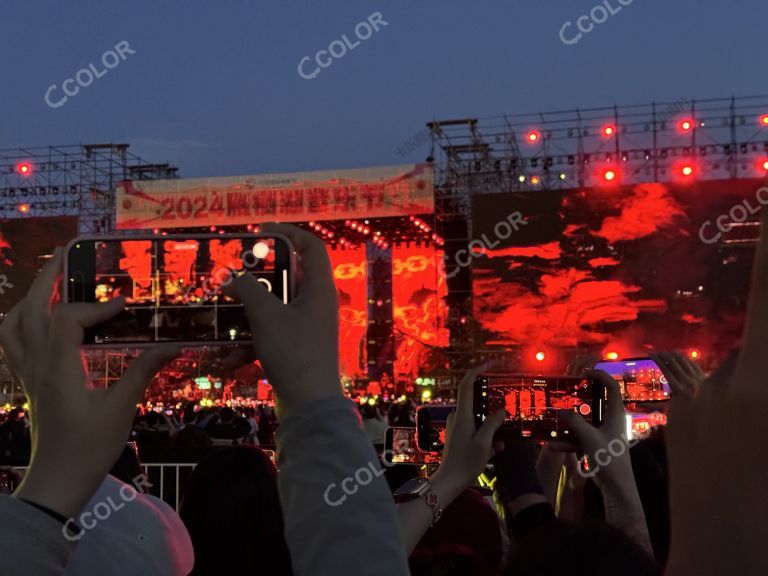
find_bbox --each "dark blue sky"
[2,0,765,178]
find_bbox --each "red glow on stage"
[594,183,685,243]
[602,169,617,183]
[602,125,616,137]
[531,176,540,185]
[15,162,32,176]
[17,203,30,214]
[526,130,540,143]
[535,351,546,362]
[681,164,694,177]
[604,351,619,361]
[761,114,768,126]
[689,349,700,359]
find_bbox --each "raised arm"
[231,223,409,576]
[0,250,179,575]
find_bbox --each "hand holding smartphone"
[473,374,606,441]
[64,233,295,345]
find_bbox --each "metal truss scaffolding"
[0,144,178,233]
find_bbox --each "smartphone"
[625,411,668,441]
[384,427,440,464]
[64,234,295,345]
[415,405,456,452]
[474,374,606,441]
[593,358,671,402]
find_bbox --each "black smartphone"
[64,234,295,345]
[384,427,440,465]
[415,405,456,452]
[474,374,606,441]
[593,358,671,402]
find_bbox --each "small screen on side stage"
[67,236,289,344]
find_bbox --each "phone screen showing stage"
[416,405,455,452]
[594,359,671,402]
[475,375,600,440]
[385,428,440,464]
[67,236,290,344]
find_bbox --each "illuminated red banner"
[116,164,433,229]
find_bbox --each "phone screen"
[594,358,670,402]
[384,427,440,464]
[66,235,292,344]
[416,405,455,452]
[474,374,603,440]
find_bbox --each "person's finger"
[474,409,505,448]
[589,369,623,426]
[229,273,286,345]
[653,353,695,397]
[560,409,599,451]
[672,351,700,380]
[0,305,25,372]
[260,223,336,302]
[110,345,182,406]
[20,248,62,348]
[47,299,126,381]
[444,411,456,445]
[456,363,488,429]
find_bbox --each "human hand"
[560,370,632,495]
[1,250,179,519]
[430,365,505,503]
[650,351,705,398]
[230,223,341,419]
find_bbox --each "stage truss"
[0,144,177,233]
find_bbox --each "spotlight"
[15,162,32,176]
[761,114,768,126]
[535,351,546,362]
[526,130,540,143]
[518,175,526,183]
[681,164,694,177]
[603,169,617,182]
[679,119,694,132]
[602,124,616,137]
[17,203,30,214]
[605,351,619,361]
[531,176,540,185]
[689,350,700,359]
[559,173,567,180]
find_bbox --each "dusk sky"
[2,0,765,178]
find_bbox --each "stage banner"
[116,164,434,229]
[328,245,368,379]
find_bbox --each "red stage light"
[209,226,216,232]
[526,130,540,143]
[681,164,694,177]
[531,176,540,185]
[603,169,617,182]
[679,119,693,132]
[690,350,700,359]
[605,351,619,361]
[17,203,30,214]
[535,351,546,362]
[761,114,768,126]
[16,162,32,176]
[602,125,616,137]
